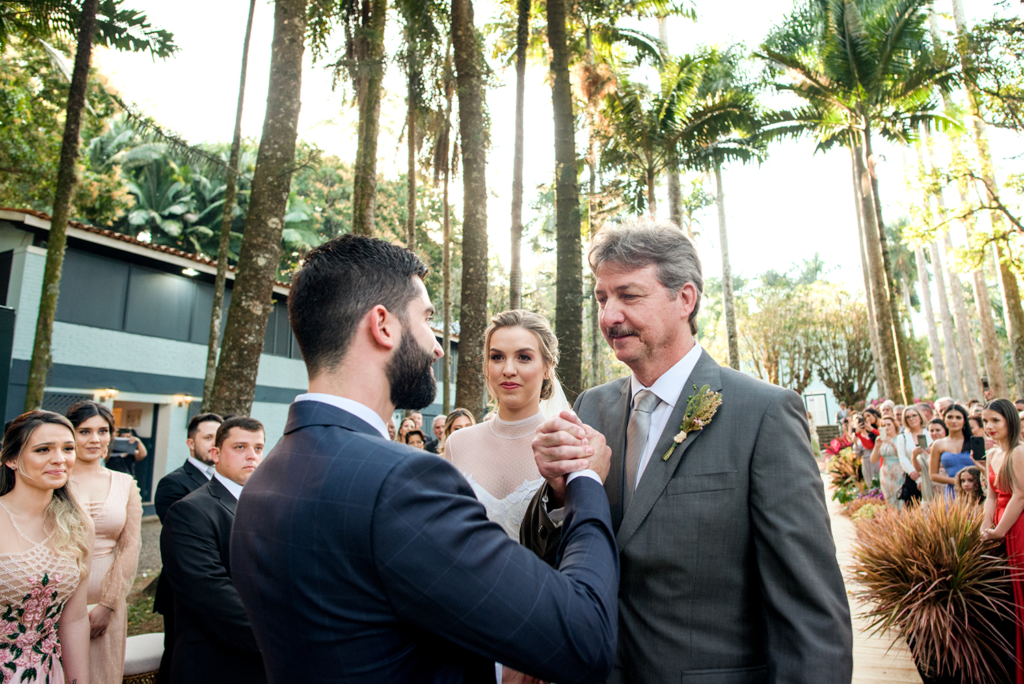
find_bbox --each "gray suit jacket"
[522,350,853,684]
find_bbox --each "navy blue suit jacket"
[231,400,619,684]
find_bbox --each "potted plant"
[850,499,1019,683]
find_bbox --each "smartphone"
[982,376,991,392]
[917,434,928,450]
[969,435,987,462]
[111,437,134,453]
[879,426,887,440]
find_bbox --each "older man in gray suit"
[522,218,853,684]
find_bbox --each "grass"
[126,590,163,637]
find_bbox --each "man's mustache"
[606,325,639,338]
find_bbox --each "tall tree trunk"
[350,0,387,235]
[452,0,489,419]
[646,168,656,217]
[441,50,455,414]
[927,12,1008,400]
[25,0,100,410]
[930,240,967,401]
[207,0,307,416]
[548,0,582,403]
[941,230,984,399]
[862,121,912,403]
[508,0,529,310]
[203,0,257,411]
[852,150,886,398]
[406,43,417,251]
[918,124,985,400]
[949,0,1024,396]
[714,161,739,370]
[916,245,950,397]
[657,15,682,227]
[852,139,904,402]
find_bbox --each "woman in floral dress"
[871,415,905,508]
[0,411,92,683]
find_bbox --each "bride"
[445,310,567,540]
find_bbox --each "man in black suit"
[153,412,222,684]
[232,234,620,684]
[161,416,267,684]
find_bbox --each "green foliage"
[964,12,1024,132]
[0,37,127,224]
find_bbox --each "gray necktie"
[625,389,660,510]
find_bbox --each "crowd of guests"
[385,406,480,458]
[0,402,267,684]
[835,396,1024,509]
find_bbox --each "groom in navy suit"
[232,234,620,684]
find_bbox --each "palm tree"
[452,0,489,419]
[508,0,530,310]
[24,0,177,410]
[915,244,950,397]
[202,0,258,409]
[208,0,309,416]
[758,0,957,404]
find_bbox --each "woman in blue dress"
[929,403,974,499]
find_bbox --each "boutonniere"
[662,384,723,461]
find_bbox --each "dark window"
[55,250,129,330]
[0,251,12,306]
[124,266,195,341]
[275,301,290,357]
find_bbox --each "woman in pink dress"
[0,411,92,684]
[67,401,142,684]
[981,398,1024,684]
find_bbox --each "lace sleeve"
[99,478,142,610]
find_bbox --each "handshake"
[532,410,613,508]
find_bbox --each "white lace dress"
[446,412,545,540]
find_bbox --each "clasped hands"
[531,410,612,508]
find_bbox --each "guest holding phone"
[871,417,904,508]
[106,427,148,477]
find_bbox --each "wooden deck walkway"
[825,475,922,683]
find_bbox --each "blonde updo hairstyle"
[482,310,560,402]
[0,411,91,578]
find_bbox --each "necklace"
[0,498,53,546]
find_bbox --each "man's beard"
[192,447,214,465]
[386,329,437,410]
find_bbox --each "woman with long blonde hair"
[444,310,567,539]
[0,410,92,683]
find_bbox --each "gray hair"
[588,217,704,335]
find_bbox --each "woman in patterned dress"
[0,411,92,684]
[871,415,905,508]
[67,401,141,684]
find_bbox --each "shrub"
[851,502,885,522]
[850,499,1019,682]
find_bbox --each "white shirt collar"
[294,393,391,441]
[213,470,244,500]
[629,341,703,408]
[187,456,214,479]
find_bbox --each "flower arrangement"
[850,502,885,522]
[842,487,885,517]
[850,499,1018,683]
[826,447,865,503]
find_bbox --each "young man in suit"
[152,412,223,684]
[160,416,267,684]
[522,217,853,683]
[232,234,620,684]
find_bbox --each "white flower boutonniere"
[662,384,723,461]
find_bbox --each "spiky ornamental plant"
[850,499,1019,683]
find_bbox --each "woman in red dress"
[982,398,1024,684]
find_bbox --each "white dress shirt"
[187,456,214,479]
[213,470,244,500]
[628,341,703,492]
[294,392,390,441]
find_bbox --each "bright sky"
[93,0,1021,300]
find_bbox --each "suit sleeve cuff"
[547,470,601,525]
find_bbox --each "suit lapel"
[208,477,237,516]
[601,379,632,531]
[184,460,207,488]
[615,351,723,549]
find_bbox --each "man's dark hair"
[403,429,426,445]
[215,416,264,449]
[187,412,223,440]
[289,234,428,377]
